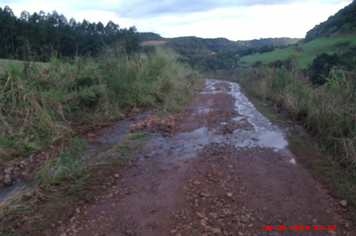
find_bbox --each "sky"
[2,0,353,41]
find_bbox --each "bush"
[308,53,340,85]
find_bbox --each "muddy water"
[142,79,289,161]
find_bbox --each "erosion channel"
[45,79,354,235]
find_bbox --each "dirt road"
[57,79,354,236]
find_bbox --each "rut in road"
[57,79,354,236]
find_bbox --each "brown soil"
[34,81,356,235]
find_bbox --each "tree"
[20,10,30,22]
[0,7,140,60]
[2,6,17,58]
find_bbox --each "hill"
[305,1,356,42]
[236,38,300,48]
[240,34,356,68]
[139,33,300,58]
[139,32,165,42]
[168,36,300,52]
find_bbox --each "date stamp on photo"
[262,225,336,231]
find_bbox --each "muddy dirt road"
[57,79,354,236]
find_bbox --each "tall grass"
[226,67,356,167]
[0,47,201,161]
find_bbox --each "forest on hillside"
[305,0,356,41]
[0,6,140,61]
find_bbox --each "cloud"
[95,0,350,18]
[147,1,352,40]
[3,0,352,20]
[1,0,353,41]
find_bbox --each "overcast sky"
[2,0,353,40]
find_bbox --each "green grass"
[0,58,48,73]
[241,34,356,68]
[0,47,201,161]
[127,131,144,140]
[36,137,89,185]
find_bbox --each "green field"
[0,59,48,73]
[0,59,23,73]
[240,34,356,68]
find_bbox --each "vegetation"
[139,32,165,42]
[0,46,201,162]
[0,6,139,60]
[236,37,300,48]
[163,36,299,54]
[241,35,356,68]
[138,33,300,65]
[165,39,211,58]
[305,1,356,42]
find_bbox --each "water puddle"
[141,79,289,162]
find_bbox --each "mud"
[43,79,355,235]
[0,110,152,201]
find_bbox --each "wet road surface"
[9,79,355,235]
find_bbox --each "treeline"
[0,6,140,61]
[168,37,242,52]
[236,37,300,48]
[305,1,356,42]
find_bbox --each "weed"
[36,137,88,185]
[127,131,143,140]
